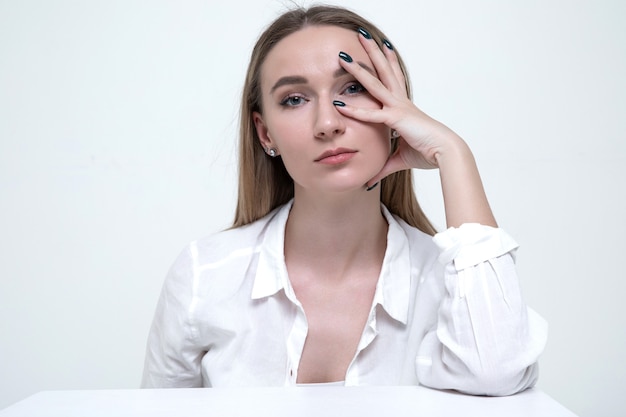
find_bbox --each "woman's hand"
[336,30,466,186]
[337,29,497,228]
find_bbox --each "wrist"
[432,133,470,168]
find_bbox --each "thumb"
[366,150,409,188]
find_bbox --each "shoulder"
[386,210,440,267]
[181,206,283,268]
[394,215,437,247]
[193,208,280,264]
[195,217,270,258]
[385,207,436,247]
[162,205,286,295]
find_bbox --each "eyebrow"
[269,62,376,93]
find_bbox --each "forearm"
[435,135,497,228]
[417,228,548,395]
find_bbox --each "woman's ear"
[252,111,273,151]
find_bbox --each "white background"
[0,1,624,416]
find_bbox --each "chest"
[290,272,379,384]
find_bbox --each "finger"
[380,39,408,97]
[357,28,404,95]
[338,52,396,106]
[333,100,388,124]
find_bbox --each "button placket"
[285,296,308,385]
[345,304,379,385]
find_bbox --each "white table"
[0,386,577,417]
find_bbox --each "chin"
[294,166,384,194]
[317,178,374,194]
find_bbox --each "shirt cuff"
[432,223,519,270]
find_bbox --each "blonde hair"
[233,5,436,235]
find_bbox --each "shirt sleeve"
[141,245,204,388]
[416,224,548,396]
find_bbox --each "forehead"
[260,25,367,88]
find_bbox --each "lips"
[314,148,357,163]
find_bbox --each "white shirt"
[141,201,547,396]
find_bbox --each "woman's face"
[253,25,391,194]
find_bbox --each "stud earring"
[391,129,400,139]
[266,148,277,157]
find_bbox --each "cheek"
[265,118,310,169]
[379,131,394,161]
[360,124,392,168]
[370,124,393,152]
[265,115,303,146]
[273,126,309,154]
[376,137,393,165]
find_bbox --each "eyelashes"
[279,95,306,107]
[343,82,366,95]
[278,82,367,108]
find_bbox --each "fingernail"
[338,51,353,63]
[332,100,346,107]
[366,182,379,191]
[383,39,394,50]
[358,27,372,40]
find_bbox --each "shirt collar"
[251,201,293,300]
[376,205,411,325]
[251,201,411,325]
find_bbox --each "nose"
[314,99,345,140]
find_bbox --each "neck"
[284,188,388,278]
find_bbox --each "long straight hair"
[233,5,436,235]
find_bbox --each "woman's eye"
[344,82,366,95]
[280,95,306,107]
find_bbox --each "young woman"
[142,5,547,395]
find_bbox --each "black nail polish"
[333,100,346,107]
[366,182,379,192]
[383,39,394,51]
[338,51,353,63]
[358,27,372,40]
